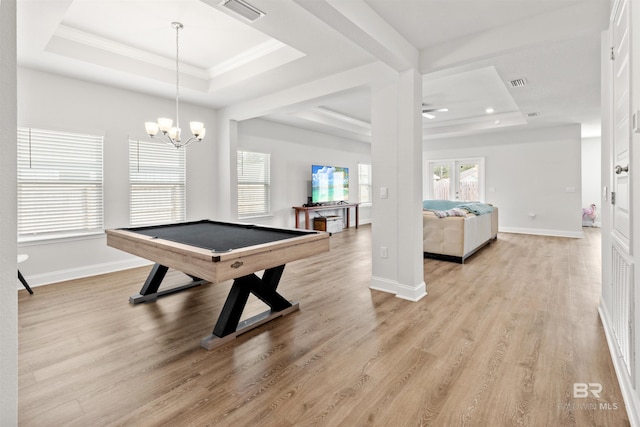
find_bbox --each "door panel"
[456,162,479,202]
[431,162,451,200]
[612,0,631,249]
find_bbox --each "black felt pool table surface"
[123,220,315,253]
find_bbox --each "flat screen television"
[311,165,349,203]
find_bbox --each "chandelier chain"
[174,22,181,130]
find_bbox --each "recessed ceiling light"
[485,108,495,114]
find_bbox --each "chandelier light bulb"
[190,121,204,135]
[168,127,181,141]
[157,118,173,133]
[144,122,159,137]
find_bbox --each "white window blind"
[17,127,104,240]
[129,139,186,226]
[237,150,270,218]
[358,163,372,204]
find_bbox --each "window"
[427,158,485,202]
[17,127,103,240]
[237,150,270,218]
[129,138,185,226]
[358,163,372,205]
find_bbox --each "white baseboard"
[498,226,584,238]
[19,258,152,289]
[370,276,427,301]
[396,281,427,301]
[370,276,398,294]
[599,302,640,427]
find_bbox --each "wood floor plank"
[18,226,630,426]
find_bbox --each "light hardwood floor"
[18,226,629,426]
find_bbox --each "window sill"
[18,230,105,247]
[238,214,274,221]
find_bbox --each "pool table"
[106,220,330,350]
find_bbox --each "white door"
[607,0,635,384]
[612,0,631,251]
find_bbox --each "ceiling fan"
[422,103,448,119]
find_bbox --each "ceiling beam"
[220,61,393,121]
[293,0,419,72]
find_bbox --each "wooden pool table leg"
[201,264,300,350]
[129,263,205,304]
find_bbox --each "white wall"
[0,1,18,424]
[581,136,601,226]
[237,118,372,228]
[423,124,583,238]
[17,68,217,286]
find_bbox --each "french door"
[428,158,484,202]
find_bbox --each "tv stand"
[292,203,360,230]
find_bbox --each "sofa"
[422,201,498,263]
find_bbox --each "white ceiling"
[17,0,611,141]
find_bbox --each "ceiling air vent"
[509,78,528,88]
[220,0,265,22]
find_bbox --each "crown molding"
[208,39,286,78]
[291,106,371,136]
[53,25,209,80]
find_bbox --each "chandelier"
[145,22,205,148]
